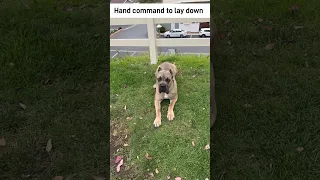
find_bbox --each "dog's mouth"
[159,86,169,94]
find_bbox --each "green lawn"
[110,55,210,179]
[0,1,108,179]
[212,0,320,179]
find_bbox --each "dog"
[153,62,178,127]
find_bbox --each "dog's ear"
[169,69,175,80]
[157,66,162,72]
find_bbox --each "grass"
[212,0,320,179]
[110,55,210,179]
[0,1,108,179]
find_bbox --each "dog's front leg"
[154,99,162,127]
[167,98,177,121]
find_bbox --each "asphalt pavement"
[110,24,210,58]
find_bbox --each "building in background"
[160,0,210,32]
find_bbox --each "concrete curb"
[110,29,123,38]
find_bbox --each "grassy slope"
[0,1,109,179]
[212,0,320,179]
[110,55,210,179]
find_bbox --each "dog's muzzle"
[159,83,169,94]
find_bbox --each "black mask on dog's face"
[157,74,171,94]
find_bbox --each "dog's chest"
[163,93,169,99]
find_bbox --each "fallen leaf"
[123,105,126,110]
[52,176,64,180]
[155,168,159,174]
[191,141,195,146]
[116,159,124,172]
[296,147,304,152]
[126,117,133,121]
[123,143,129,147]
[145,152,152,160]
[224,19,230,24]
[115,156,121,163]
[218,33,225,39]
[46,139,52,152]
[205,178,209,180]
[92,176,106,180]
[66,7,73,11]
[294,26,304,29]
[149,173,154,177]
[262,25,273,31]
[205,144,210,150]
[257,18,263,22]
[265,43,275,50]
[289,4,299,13]
[19,103,27,110]
[175,177,182,180]
[0,137,6,146]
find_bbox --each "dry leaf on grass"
[205,178,209,180]
[0,137,6,146]
[205,144,210,150]
[294,26,304,29]
[175,177,182,180]
[155,168,159,174]
[116,159,123,172]
[149,173,154,177]
[126,117,133,121]
[115,156,121,163]
[123,105,126,110]
[289,4,299,13]
[265,43,275,50]
[52,176,64,180]
[262,25,273,31]
[123,143,129,147]
[191,141,195,147]
[92,176,106,180]
[257,18,264,22]
[296,147,304,152]
[19,103,27,110]
[46,139,52,152]
[145,152,152,160]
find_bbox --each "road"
[110,24,210,58]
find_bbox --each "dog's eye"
[166,78,170,82]
[157,77,162,81]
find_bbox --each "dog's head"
[156,67,174,94]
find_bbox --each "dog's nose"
[160,84,166,87]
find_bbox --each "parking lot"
[110,24,210,59]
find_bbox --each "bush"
[159,26,166,33]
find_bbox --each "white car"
[164,29,187,38]
[199,28,210,37]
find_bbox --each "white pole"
[147,18,158,64]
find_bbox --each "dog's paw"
[167,111,175,121]
[154,117,161,127]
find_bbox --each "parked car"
[199,28,210,37]
[164,29,187,38]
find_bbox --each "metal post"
[147,18,158,64]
